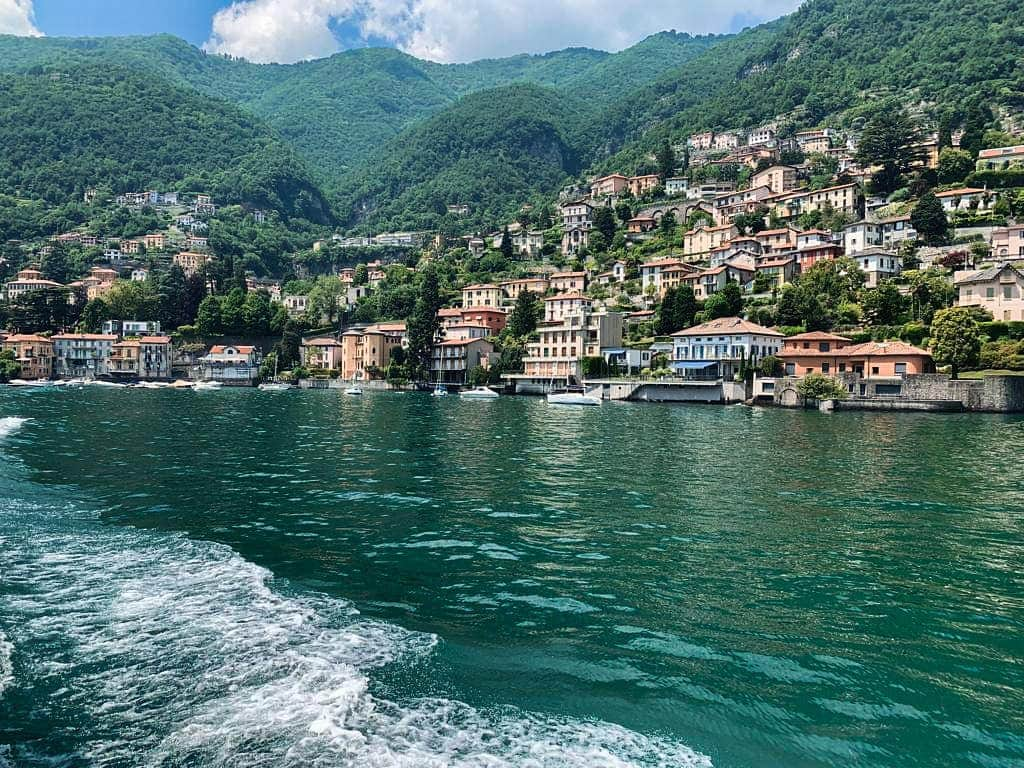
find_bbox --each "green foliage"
[796,372,849,401]
[655,286,698,335]
[931,307,981,377]
[911,192,951,246]
[937,148,975,185]
[855,109,923,194]
[0,66,333,224]
[406,263,443,382]
[860,281,907,326]
[508,290,541,338]
[0,349,21,382]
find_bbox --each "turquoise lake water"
[0,388,1022,767]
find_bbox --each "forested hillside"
[605,0,1024,169]
[335,84,592,231]
[0,65,334,224]
[0,32,721,181]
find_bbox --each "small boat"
[461,386,499,400]
[259,358,292,391]
[547,389,602,406]
[87,380,128,388]
[432,385,448,397]
[344,386,363,396]
[193,380,223,391]
[168,379,194,389]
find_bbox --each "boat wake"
[0,417,29,441]
[0,489,711,767]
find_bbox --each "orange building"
[779,333,933,378]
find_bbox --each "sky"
[1,0,802,64]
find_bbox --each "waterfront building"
[520,296,623,381]
[549,271,587,293]
[459,307,507,335]
[778,334,932,378]
[52,333,117,378]
[108,336,173,380]
[430,338,496,385]
[339,323,407,380]
[499,277,549,302]
[196,345,262,384]
[2,334,54,379]
[670,317,783,380]
[301,337,344,371]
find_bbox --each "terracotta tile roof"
[209,345,255,354]
[52,333,117,341]
[840,340,931,357]
[785,331,852,342]
[303,337,341,346]
[140,336,171,344]
[544,293,591,302]
[672,317,783,337]
[934,187,986,197]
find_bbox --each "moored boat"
[344,386,363,396]
[193,380,223,391]
[461,386,499,400]
[547,389,602,406]
[258,382,293,391]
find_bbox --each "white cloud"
[206,0,801,64]
[0,0,43,37]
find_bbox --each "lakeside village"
[3,120,1024,411]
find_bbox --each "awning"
[672,361,718,370]
[602,349,626,355]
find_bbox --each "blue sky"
[8,0,802,63]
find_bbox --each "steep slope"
[0,32,724,180]
[0,65,334,224]
[603,0,1024,168]
[335,84,593,231]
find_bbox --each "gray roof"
[954,264,1024,284]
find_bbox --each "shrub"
[899,322,928,346]
[796,372,848,401]
[980,321,1010,341]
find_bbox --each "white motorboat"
[87,380,128,388]
[547,390,602,406]
[168,379,195,389]
[432,385,448,397]
[344,386,363,396]
[258,381,293,391]
[461,386,499,400]
[193,380,223,391]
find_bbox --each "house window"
[1004,286,1014,299]
[838,363,846,372]
[819,342,831,352]
[895,363,907,376]
[987,287,995,299]
[871,366,880,375]
[785,363,795,375]
[822,362,830,373]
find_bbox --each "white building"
[670,317,783,380]
[196,345,261,384]
[855,248,903,288]
[52,333,117,377]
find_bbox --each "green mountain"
[0,64,334,224]
[0,32,721,180]
[335,84,592,231]
[605,0,1024,168]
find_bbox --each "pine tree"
[656,139,676,178]
[406,264,443,382]
[508,290,540,337]
[500,227,514,261]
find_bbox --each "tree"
[105,280,159,321]
[593,206,617,242]
[615,201,633,224]
[931,307,980,378]
[910,191,950,246]
[777,286,803,327]
[720,282,743,316]
[860,280,907,326]
[937,148,975,185]
[352,264,369,286]
[39,243,70,284]
[195,295,223,336]
[307,276,344,325]
[500,226,514,261]
[508,290,540,337]
[659,210,677,236]
[220,287,247,334]
[406,264,443,382]
[241,290,273,335]
[0,349,21,382]
[656,285,698,335]
[796,372,848,401]
[855,109,924,194]
[656,139,676,178]
[79,298,111,333]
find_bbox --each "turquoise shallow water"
[0,389,1022,767]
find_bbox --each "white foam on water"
[0,417,29,441]
[0,629,11,699]
[1,501,712,768]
